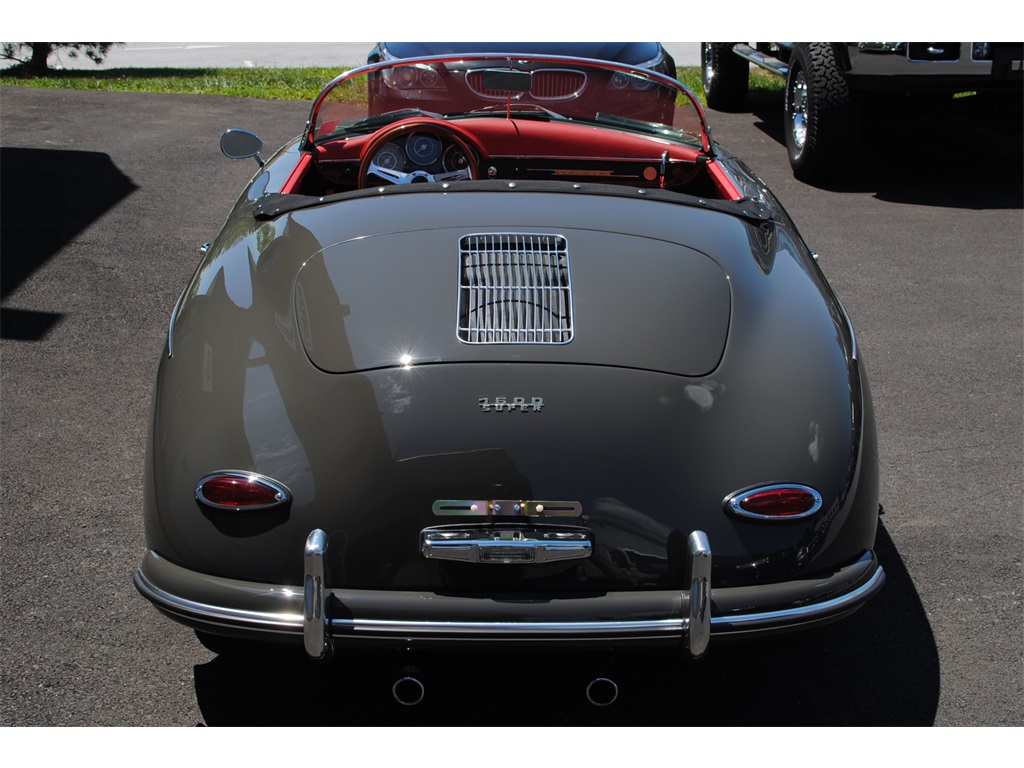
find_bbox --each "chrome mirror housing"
[220,128,265,166]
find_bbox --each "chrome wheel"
[784,43,859,180]
[700,42,748,111]
[789,69,808,151]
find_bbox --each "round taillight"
[196,472,290,512]
[725,484,822,521]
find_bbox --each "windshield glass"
[305,54,710,153]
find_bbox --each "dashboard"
[307,116,716,196]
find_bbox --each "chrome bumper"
[134,529,883,660]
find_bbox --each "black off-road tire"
[784,43,859,181]
[701,43,749,111]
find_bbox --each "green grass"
[742,69,787,107]
[0,66,346,100]
[1,65,786,106]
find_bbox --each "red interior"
[280,117,742,201]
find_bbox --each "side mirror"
[220,129,265,166]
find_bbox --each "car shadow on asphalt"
[0,147,138,340]
[743,95,1024,211]
[191,522,939,726]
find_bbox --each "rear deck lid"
[295,227,730,376]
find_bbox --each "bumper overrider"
[133,529,884,660]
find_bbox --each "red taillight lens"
[196,472,289,511]
[725,484,822,520]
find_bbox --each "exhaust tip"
[393,675,426,706]
[586,677,618,707]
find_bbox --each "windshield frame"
[301,53,714,156]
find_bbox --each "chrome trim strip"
[332,617,683,635]
[325,565,884,636]
[166,289,184,358]
[711,565,885,633]
[493,154,672,164]
[836,296,859,361]
[133,567,302,632]
[331,564,882,635]
[167,247,211,359]
[731,43,790,78]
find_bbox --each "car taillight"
[725,484,822,521]
[195,472,290,512]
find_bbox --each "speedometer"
[405,133,443,165]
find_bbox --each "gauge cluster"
[370,132,470,182]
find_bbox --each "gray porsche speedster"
[134,51,883,688]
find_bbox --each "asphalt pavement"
[0,84,1021,727]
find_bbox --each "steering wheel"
[358,120,480,189]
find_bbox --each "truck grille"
[457,233,573,344]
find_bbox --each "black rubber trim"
[251,179,774,224]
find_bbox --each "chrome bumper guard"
[302,527,711,659]
[303,529,331,660]
[134,531,884,662]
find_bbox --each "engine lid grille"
[457,233,574,344]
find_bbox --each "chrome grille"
[458,233,573,344]
[465,69,587,101]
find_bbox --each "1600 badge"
[478,396,545,413]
